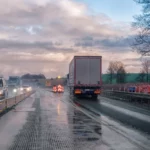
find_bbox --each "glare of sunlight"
[45,53,66,62]
[59,0,86,17]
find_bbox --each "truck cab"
[8,76,22,95]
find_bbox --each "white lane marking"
[100,102,150,123]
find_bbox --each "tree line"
[21,74,46,80]
[133,0,150,55]
[106,0,150,84]
[106,60,150,84]
[137,60,150,82]
[107,61,126,84]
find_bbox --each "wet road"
[0,89,150,150]
[74,95,150,133]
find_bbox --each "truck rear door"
[75,56,101,85]
[76,58,89,85]
[89,58,101,85]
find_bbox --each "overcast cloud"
[0,0,142,78]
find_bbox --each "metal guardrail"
[102,90,150,107]
[108,90,150,99]
[0,91,35,114]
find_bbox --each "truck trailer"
[68,56,102,99]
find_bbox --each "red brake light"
[94,89,100,94]
[75,89,81,94]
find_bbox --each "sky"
[0,0,143,78]
[75,0,142,21]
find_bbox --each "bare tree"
[142,60,150,82]
[116,65,126,83]
[107,61,115,84]
[132,0,150,55]
[136,70,146,82]
[107,61,126,84]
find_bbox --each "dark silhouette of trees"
[107,61,126,84]
[133,0,150,55]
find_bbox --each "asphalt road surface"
[0,89,150,150]
[74,95,150,133]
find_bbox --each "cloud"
[0,39,53,49]
[0,0,131,38]
[0,0,140,77]
[0,39,76,54]
[74,35,136,51]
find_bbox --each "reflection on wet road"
[7,90,102,150]
[74,95,150,133]
[0,89,150,150]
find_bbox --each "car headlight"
[27,87,32,91]
[13,89,17,93]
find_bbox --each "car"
[52,86,57,93]
[57,85,64,93]
[52,85,64,93]
[0,77,8,99]
[22,85,32,92]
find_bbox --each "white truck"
[8,76,22,95]
[68,56,102,99]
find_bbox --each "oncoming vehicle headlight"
[27,87,31,91]
[13,89,17,93]
[28,87,32,91]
